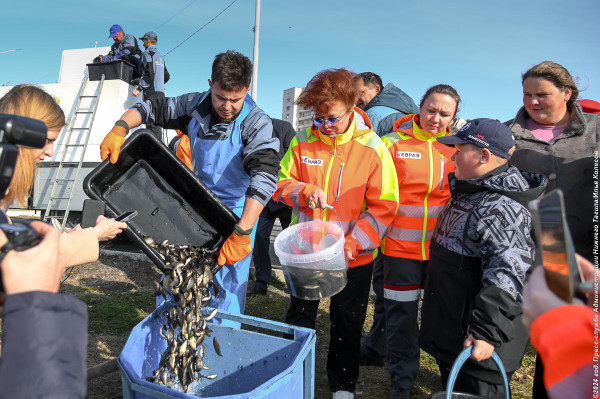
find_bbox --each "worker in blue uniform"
[94,24,143,78]
[132,31,167,100]
[132,31,169,139]
[100,51,279,326]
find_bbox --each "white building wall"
[59,47,111,83]
[282,87,313,133]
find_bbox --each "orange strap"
[175,134,193,170]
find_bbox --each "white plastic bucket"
[274,220,348,300]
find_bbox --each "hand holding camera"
[0,221,64,294]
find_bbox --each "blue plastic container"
[119,303,316,398]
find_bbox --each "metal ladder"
[44,72,105,230]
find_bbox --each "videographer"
[0,85,127,265]
[0,221,87,398]
[522,256,596,399]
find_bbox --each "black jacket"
[264,118,295,217]
[420,165,547,383]
[0,292,88,398]
[271,118,295,160]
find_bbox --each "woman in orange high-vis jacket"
[274,69,399,399]
[380,84,460,398]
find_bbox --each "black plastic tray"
[87,60,134,82]
[83,130,238,272]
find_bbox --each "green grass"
[65,285,155,335]
[511,343,536,398]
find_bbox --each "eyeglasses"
[313,110,350,127]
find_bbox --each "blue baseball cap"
[108,24,123,38]
[437,118,516,159]
[139,31,158,41]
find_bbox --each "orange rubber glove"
[100,125,127,164]
[218,231,252,266]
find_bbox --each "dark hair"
[211,50,253,91]
[356,72,383,90]
[297,68,356,111]
[522,61,579,110]
[419,84,461,117]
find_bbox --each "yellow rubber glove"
[218,231,252,266]
[100,125,127,164]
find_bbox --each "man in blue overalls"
[100,51,279,324]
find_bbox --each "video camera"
[0,114,48,291]
[0,114,47,198]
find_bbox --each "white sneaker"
[332,391,354,399]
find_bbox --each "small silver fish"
[178,340,188,357]
[205,308,218,321]
[213,336,222,357]
[160,368,168,385]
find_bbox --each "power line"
[0,49,22,55]
[154,0,199,32]
[164,0,239,56]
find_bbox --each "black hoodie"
[420,164,547,384]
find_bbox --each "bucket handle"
[444,347,510,399]
[324,204,348,268]
[323,204,344,239]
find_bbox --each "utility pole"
[251,0,260,102]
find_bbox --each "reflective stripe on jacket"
[382,114,455,260]
[274,108,399,267]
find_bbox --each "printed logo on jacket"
[396,151,422,159]
[301,156,323,166]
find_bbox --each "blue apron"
[189,95,257,327]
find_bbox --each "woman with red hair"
[274,68,399,399]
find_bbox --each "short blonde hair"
[0,85,65,207]
[492,146,515,166]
